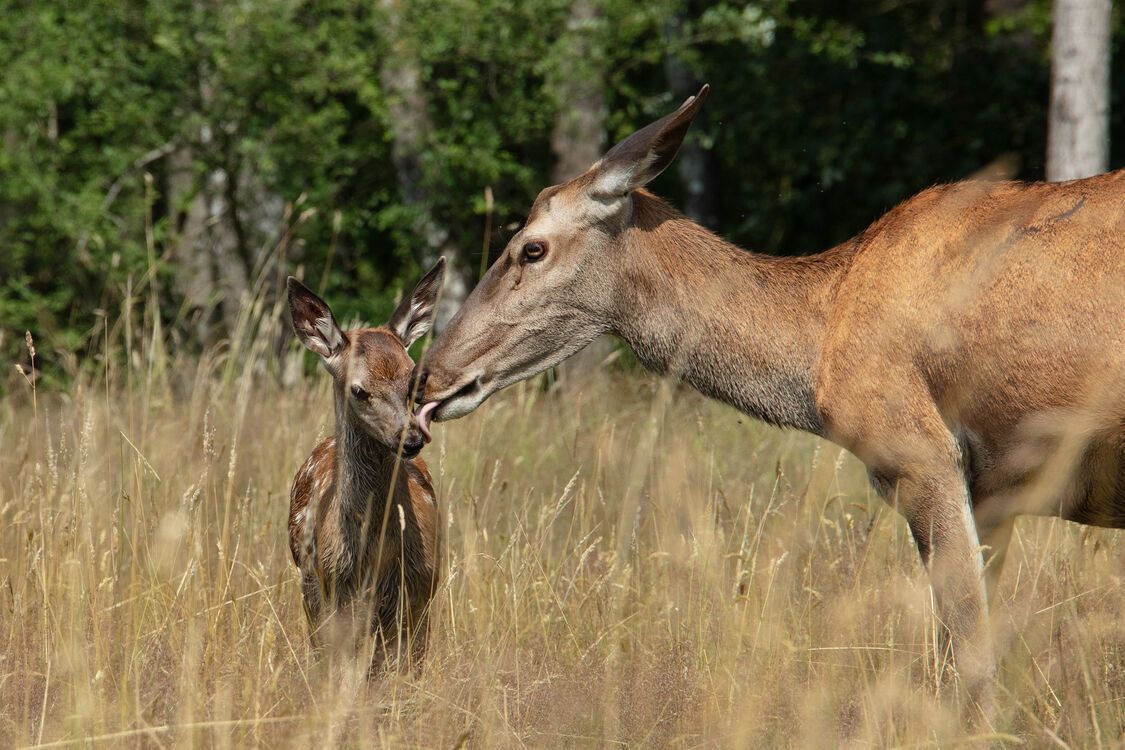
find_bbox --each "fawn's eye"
[523,240,547,262]
[350,384,370,402]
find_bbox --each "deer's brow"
[530,185,565,217]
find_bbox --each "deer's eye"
[350,384,370,402]
[523,240,547,262]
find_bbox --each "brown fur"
[416,87,1125,712]
[288,326,441,672]
[289,429,439,672]
[287,262,445,673]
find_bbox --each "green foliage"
[674,0,1061,253]
[2,0,1122,386]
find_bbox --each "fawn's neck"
[328,392,404,576]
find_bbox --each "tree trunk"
[377,0,469,328]
[167,144,217,347]
[664,16,718,228]
[203,162,250,336]
[167,131,250,347]
[549,0,612,378]
[1047,0,1111,182]
[164,2,258,347]
[549,0,607,183]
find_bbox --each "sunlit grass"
[3,311,1125,747]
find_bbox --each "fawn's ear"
[588,84,709,200]
[287,276,345,359]
[389,257,445,348]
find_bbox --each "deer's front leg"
[889,461,996,718]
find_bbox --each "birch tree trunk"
[377,0,469,328]
[1047,0,1112,182]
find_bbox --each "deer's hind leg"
[973,511,1014,605]
[1065,429,1125,529]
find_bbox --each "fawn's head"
[288,258,445,459]
[414,86,709,429]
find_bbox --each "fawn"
[287,259,444,672]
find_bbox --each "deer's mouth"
[414,376,486,440]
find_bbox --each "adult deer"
[414,86,1125,710]
[288,259,444,673]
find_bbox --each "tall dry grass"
[3,278,1125,748]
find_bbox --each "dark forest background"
[2,0,1122,387]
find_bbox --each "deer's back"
[823,169,1125,413]
[818,171,1125,522]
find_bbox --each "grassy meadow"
[3,298,1125,748]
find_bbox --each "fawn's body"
[288,383,440,666]
[287,261,444,671]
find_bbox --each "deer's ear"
[287,276,345,359]
[389,257,445,348]
[589,84,709,200]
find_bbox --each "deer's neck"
[611,192,849,435]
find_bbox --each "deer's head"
[413,86,708,432]
[288,259,444,458]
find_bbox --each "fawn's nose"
[401,434,424,459]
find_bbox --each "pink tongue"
[415,402,438,443]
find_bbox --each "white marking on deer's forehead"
[522,212,556,239]
[525,184,623,240]
[523,195,593,239]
